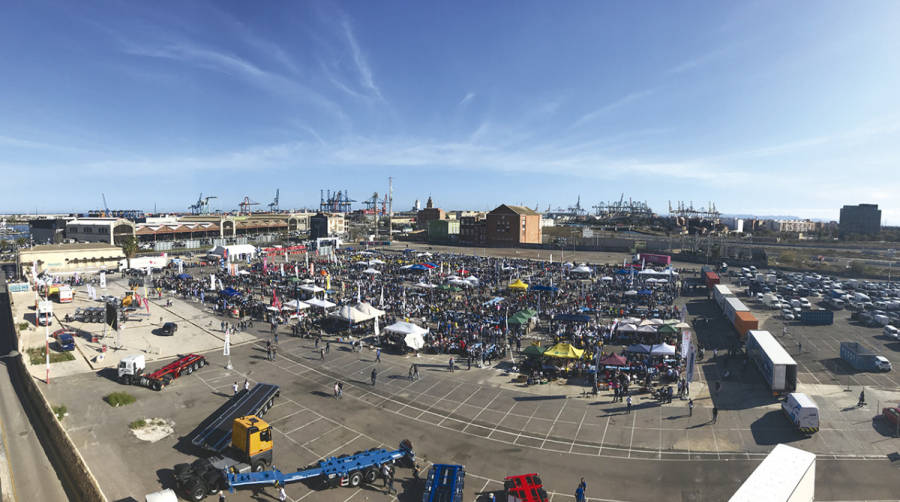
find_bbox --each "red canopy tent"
[598,354,628,366]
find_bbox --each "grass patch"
[128,419,146,430]
[26,347,75,365]
[104,392,136,407]
[52,405,67,420]
[16,322,30,332]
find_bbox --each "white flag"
[280,263,285,277]
[178,260,184,275]
[99,271,106,289]
[210,273,216,290]
[379,286,384,306]
[224,331,231,356]
[374,316,380,336]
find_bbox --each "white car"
[800,298,811,309]
[874,356,892,372]
[884,325,900,340]
[782,310,795,320]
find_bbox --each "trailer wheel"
[152,380,162,391]
[186,365,193,375]
[252,459,267,472]
[198,358,206,368]
[363,468,378,484]
[349,471,362,487]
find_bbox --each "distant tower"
[414,199,421,211]
[426,196,434,209]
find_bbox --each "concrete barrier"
[1,282,107,502]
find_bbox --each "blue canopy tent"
[409,264,429,271]
[615,269,630,275]
[637,289,653,295]
[176,273,191,280]
[219,287,241,298]
[531,285,559,292]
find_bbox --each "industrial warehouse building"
[18,243,125,276]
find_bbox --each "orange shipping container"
[733,311,758,340]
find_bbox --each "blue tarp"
[638,289,653,295]
[177,273,191,279]
[531,285,559,292]
[625,344,652,353]
[553,313,591,322]
[483,297,504,306]
[409,264,428,271]
[220,287,241,297]
[615,269,630,275]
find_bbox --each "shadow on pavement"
[750,410,803,445]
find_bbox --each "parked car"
[159,322,178,336]
[884,325,900,340]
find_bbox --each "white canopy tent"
[328,305,374,323]
[306,298,336,309]
[414,282,437,289]
[354,302,386,318]
[362,268,381,275]
[300,284,325,293]
[282,299,310,310]
[571,265,592,274]
[650,344,677,356]
[384,321,429,350]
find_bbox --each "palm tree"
[121,236,138,269]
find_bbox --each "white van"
[782,393,819,434]
[884,325,900,340]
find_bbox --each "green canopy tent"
[657,324,678,334]
[508,308,538,326]
[522,345,546,357]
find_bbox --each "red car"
[504,474,549,502]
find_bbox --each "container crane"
[189,193,217,215]
[267,189,280,212]
[238,196,260,214]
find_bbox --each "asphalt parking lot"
[39,292,900,502]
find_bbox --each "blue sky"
[2,1,900,223]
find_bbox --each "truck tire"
[349,471,362,487]
[198,358,205,368]
[121,375,131,386]
[252,459,267,472]
[363,467,378,484]
[174,463,193,477]
[183,477,206,501]
[152,380,162,391]
[203,469,222,494]
[186,365,193,375]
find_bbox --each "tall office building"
[839,204,881,237]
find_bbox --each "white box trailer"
[713,284,734,311]
[724,297,750,323]
[730,444,815,502]
[746,330,797,393]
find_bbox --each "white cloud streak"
[459,92,475,106]
[570,89,656,129]
[339,18,382,100]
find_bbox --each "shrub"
[26,347,75,365]
[16,322,30,331]
[52,405,67,420]
[128,419,146,430]
[104,392,136,407]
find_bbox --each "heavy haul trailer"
[191,383,281,453]
[226,440,414,492]
[424,464,466,502]
[176,435,414,500]
[117,353,207,390]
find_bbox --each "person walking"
[575,482,585,502]
[449,357,454,373]
[712,406,718,424]
[274,332,278,346]
[232,381,239,397]
[626,395,632,414]
[371,368,378,386]
[375,348,381,363]
[413,363,419,380]
[382,463,395,494]
[271,344,277,361]
[467,356,472,370]
[315,336,320,349]
[408,364,415,381]
[688,399,694,417]
[325,341,330,354]
[798,341,802,354]
[243,379,250,391]
[278,486,287,502]
[337,381,343,399]
[334,381,340,399]
[320,347,325,360]
[219,490,226,502]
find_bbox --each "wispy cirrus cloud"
[339,17,382,101]
[459,92,475,106]
[569,88,657,130]
[666,47,731,75]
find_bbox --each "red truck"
[117,353,207,390]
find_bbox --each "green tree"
[848,261,868,276]
[121,236,138,268]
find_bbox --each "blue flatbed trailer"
[227,440,414,492]
[423,464,466,502]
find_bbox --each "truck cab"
[874,356,892,372]
[230,415,274,471]
[37,300,53,326]
[118,354,147,384]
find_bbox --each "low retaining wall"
[1,283,107,502]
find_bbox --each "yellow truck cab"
[231,415,274,471]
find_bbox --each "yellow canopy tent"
[508,279,529,291]
[543,342,584,359]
